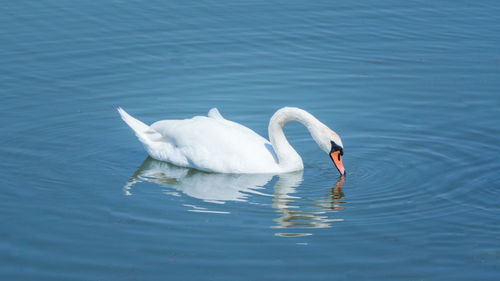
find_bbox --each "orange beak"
[330,151,345,175]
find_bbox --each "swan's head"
[315,127,345,175]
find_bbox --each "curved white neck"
[268,107,327,172]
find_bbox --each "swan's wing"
[208,108,224,120]
[150,115,278,173]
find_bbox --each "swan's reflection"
[124,157,345,234]
[272,174,345,237]
[124,157,273,206]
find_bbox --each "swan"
[118,107,345,175]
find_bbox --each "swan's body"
[118,107,344,174]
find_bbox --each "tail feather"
[117,107,164,144]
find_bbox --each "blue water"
[1,0,499,280]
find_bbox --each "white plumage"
[118,107,343,174]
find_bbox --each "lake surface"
[1,0,499,280]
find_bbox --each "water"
[1,0,499,280]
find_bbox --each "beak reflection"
[331,175,345,210]
[272,175,346,236]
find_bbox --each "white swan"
[118,107,345,175]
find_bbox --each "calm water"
[1,0,499,280]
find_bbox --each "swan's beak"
[330,151,346,175]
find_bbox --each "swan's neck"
[268,107,326,172]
